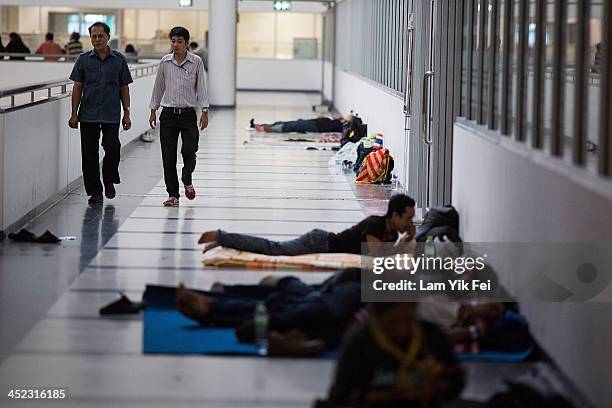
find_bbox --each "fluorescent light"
[179,0,192,7]
[273,1,291,11]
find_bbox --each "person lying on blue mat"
[446,302,533,354]
[177,268,363,354]
[176,266,532,358]
[198,194,417,257]
[317,302,465,408]
[250,114,352,133]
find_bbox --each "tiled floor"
[0,92,377,407]
[0,92,572,407]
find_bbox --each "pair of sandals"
[7,229,61,244]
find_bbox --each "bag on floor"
[416,206,461,242]
[328,141,358,169]
[355,148,394,184]
[353,144,374,174]
[341,116,367,146]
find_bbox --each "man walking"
[149,26,209,207]
[69,22,133,205]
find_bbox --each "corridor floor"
[0,92,553,407]
[0,92,368,407]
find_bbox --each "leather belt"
[164,107,195,115]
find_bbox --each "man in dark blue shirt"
[69,22,133,204]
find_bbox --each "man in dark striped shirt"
[149,26,209,207]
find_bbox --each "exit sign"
[273,1,291,11]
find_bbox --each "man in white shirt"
[149,26,209,207]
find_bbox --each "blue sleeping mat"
[142,285,532,361]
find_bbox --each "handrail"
[0,61,159,112]
[0,79,70,98]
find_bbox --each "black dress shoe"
[88,194,103,204]
[104,183,116,199]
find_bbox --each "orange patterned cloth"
[202,246,364,271]
[355,148,393,184]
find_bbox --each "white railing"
[0,61,159,112]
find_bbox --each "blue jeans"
[263,119,318,133]
[217,229,331,256]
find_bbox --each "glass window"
[237,12,321,60]
[237,13,275,59]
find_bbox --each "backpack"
[341,116,367,146]
[416,206,461,242]
[355,148,394,184]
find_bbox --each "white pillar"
[208,0,236,107]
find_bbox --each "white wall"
[0,73,155,231]
[333,68,408,183]
[237,58,322,91]
[322,60,333,102]
[452,122,612,407]
[0,61,74,88]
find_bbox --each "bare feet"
[198,230,219,244]
[255,124,265,132]
[202,242,219,254]
[176,283,213,324]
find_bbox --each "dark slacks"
[80,122,121,196]
[160,108,199,199]
[217,229,332,256]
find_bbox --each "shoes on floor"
[249,118,255,128]
[163,197,179,207]
[7,229,61,244]
[184,185,196,200]
[104,182,116,199]
[88,194,103,205]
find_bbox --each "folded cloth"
[8,229,61,243]
[202,246,364,270]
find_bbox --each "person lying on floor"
[445,302,532,353]
[176,268,363,354]
[250,115,352,133]
[198,194,416,257]
[319,302,464,408]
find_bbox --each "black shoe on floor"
[88,194,103,205]
[8,229,38,242]
[104,183,116,199]
[249,118,255,128]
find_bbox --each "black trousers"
[80,122,121,196]
[160,108,199,199]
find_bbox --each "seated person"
[176,268,363,352]
[250,115,352,133]
[198,194,416,257]
[321,302,464,407]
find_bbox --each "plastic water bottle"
[254,302,269,356]
[424,235,435,257]
[391,173,399,190]
[335,158,342,174]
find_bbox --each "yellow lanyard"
[369,315,423,386]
